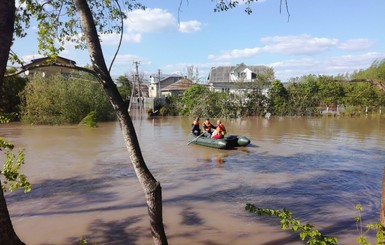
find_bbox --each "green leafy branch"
[0,138,31,193]
[0,113,17,124]
[354,204,385,245]
[245,203,338,245]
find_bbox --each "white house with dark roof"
[207,63,274,96]
[23,56,77,78]
[148,74,184,98]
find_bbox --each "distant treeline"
[162,59,385,118]
[2,60,385,124]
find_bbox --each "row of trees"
[160,59,385,119]
[7,59,384,124]
[269,59,385,117]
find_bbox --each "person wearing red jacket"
[211,120,226,139]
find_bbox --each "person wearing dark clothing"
[191,117,202,136]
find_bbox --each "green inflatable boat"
[187,133,251,149]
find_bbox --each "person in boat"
[211,120,226,139]
[203,118,214,137]
[191,117,202,136]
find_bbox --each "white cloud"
[260,34,339,55]
[114,54,142,65]
[114,54,152,66]
[337,38,374,51]
[100,33,142,45]
[237,0,267,5]
[21,54,44,64]
[124,8,202,36]
[208,34,341,60]
[270,52,385,82]
[208,47,261,60]
[207,34,377,61]
[179,20,202,33]
[87,8,204,46]
[125,8,176,33]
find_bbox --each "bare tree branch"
[108,0,124,73]
[4,63,98,80]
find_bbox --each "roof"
[22,56,79,77]
[208,63,271,83]
[161,78,193,91]
[27,56,77,66]
[149,73,183,82]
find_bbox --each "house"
[23,56,77,78]
[148,74,184,98]
[160,78,193,97]
[207,63,274,96]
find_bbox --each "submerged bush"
[20,74,115,124]
[79,111,97,128]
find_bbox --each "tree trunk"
[73,0,168,244]
[0,0,26,244]
[0,180,25,245]
[380,167,385,226]
[0,0,16,109]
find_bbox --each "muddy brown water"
[1,112,385,245]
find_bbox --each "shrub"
[20,74,115,124]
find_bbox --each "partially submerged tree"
[73,2,168,243]
[0,136,31,245]
[1,0,169,244]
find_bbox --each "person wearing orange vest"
[203,118,214,137]
[211,120,226,139]
[191,117,202,136]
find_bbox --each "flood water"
[2,111,385,245]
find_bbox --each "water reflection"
[2,113,385,245]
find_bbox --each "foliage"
[159,96,180,116]
[0,113,18,123]
[180,84,211,117]
[352,59,385,82]
[173,60,385,118]
[0,138,31,193]
[180,84,256,118]
[245,203,338,245]
[213,0,282,15]
[354,204,385,245]
[13,0,144,60]
[268,79,289,116]
[285,77,321,116]
[246,203,385,245]
[214,92,240,118]
[233,82,267,117]
[116,75,132,104]
[0,68,27,118]
[317,76,345,107]
[20,74,115,124]
[79,111,98,128]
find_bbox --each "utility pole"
[134,61,141,97]
[133,61,142,108]
[158,69,161,98]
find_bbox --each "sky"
[10,0,385,83]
